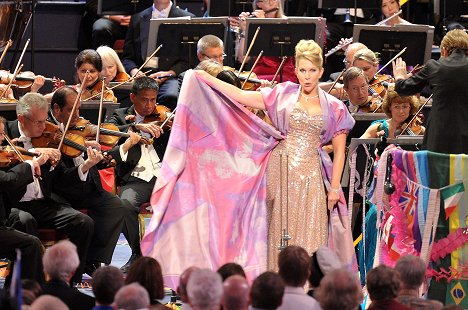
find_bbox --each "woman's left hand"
[327,188,340,210]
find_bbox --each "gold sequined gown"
[266,105,328,270]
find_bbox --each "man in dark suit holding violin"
[108,76,169,272]
[122,0,195,111]
[48,86,125,276]
[3,92,102,284]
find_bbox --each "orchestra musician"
[48,86,125,276]
[393,29,468,154]
[343,67,375,113]
[360,87,424,139]
[121,0,195,111]
[237,0,298,83]
[379,0,411,26]
[97,45,130,85]
[0,116,47,284]
[107,76,169,273]
[3,93,100,284]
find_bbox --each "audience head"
[315,268,363,310]
[74,49,102,87]
[177,266,200,303]
[441,29,468,57]
[217,262,247,281]
[250,271,284,310]
[96,45,127,84]
[125,256,165,304]
[382,87,418,119]
[221,275,250,310]
[343,67,368,106]
[278,245,310,287]
[344,43,367,69]
[352,48,379,80]
[42,240,80,284]
[131,76,159,116]
[114,282,150,310]
[366,265,400,301]
[30,295,69,310]
[197,35,225,64]
[309,246,342,288]
[21,279,42,306]
[394,255,427,290]
[187,269,223,310]
[16,93,49,138]
[92,266,125,306]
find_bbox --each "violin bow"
[241,50,263,90]
[0,63,23,99]
[95,77,106,144]
[160,106,177,129]
[376,47,407,75]
[270,56,287,86]
[58,71,89,151]
[327,69,345,94]
[238,26,261,76]
[397,94,433,137]
[0,40,13,68]
[131,44,163,79]
[12,39,30,78]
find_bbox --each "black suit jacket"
[42,279,95,310]
[0,163,33,224]
[107,106,169,184]
[122,4,195,75]
[4,120,83,206]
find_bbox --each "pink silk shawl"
[141,71,283,289]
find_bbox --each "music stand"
[318,0,378,9]
[97,0,153,15]
[147,17,229,68]
[208,0,254,17]
[353,24,434,67]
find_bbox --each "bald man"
[222,275,250,310]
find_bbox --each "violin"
[142,105,174,130]
[368,74,392,98]
[400,114,424,136]
[359,96,383,113]
[82,79,117,102]
[113,71,130,83]
[0,146,39,168]
[68,118,153,146]
[223,66,262,90]
[0,70,64,90]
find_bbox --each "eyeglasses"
[23,115,47,126]
[202,53,226,61]
[343,59,350,65]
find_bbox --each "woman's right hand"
[238,12,250,32]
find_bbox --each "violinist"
[0,71,46,100]
[360,88,424,139]
[343,67,378,113]
[49,86,125,275]
[237,0,298,83]
[352,49,389,90]
[393,29,468,154]
[3,92,98,284]
[96,45,130,85]
[74,49,117,102]
[0,116,48,284]
[107,76,169,273]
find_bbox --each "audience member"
[114,283,151,310]
[217,262,246,281]
[366,265,411,310]
[177,266,200,309]
[394,255,443,310]
[41,240,95,310]
[125,257,166,309]
[277,246,321,310]
[315,268,363,310]
[30,295,70,310]
[187,269,223,310]
[250,272,285,310]
[221,275,250,310]
[92,266,125,310]
[308,246,342,297]
[22,279,43,306]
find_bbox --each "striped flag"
[441,182,465,220]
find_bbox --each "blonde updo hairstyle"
[295,39,323,68]
[441,29,468,56]
[382,86,419,118]
[353,48,380,65]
